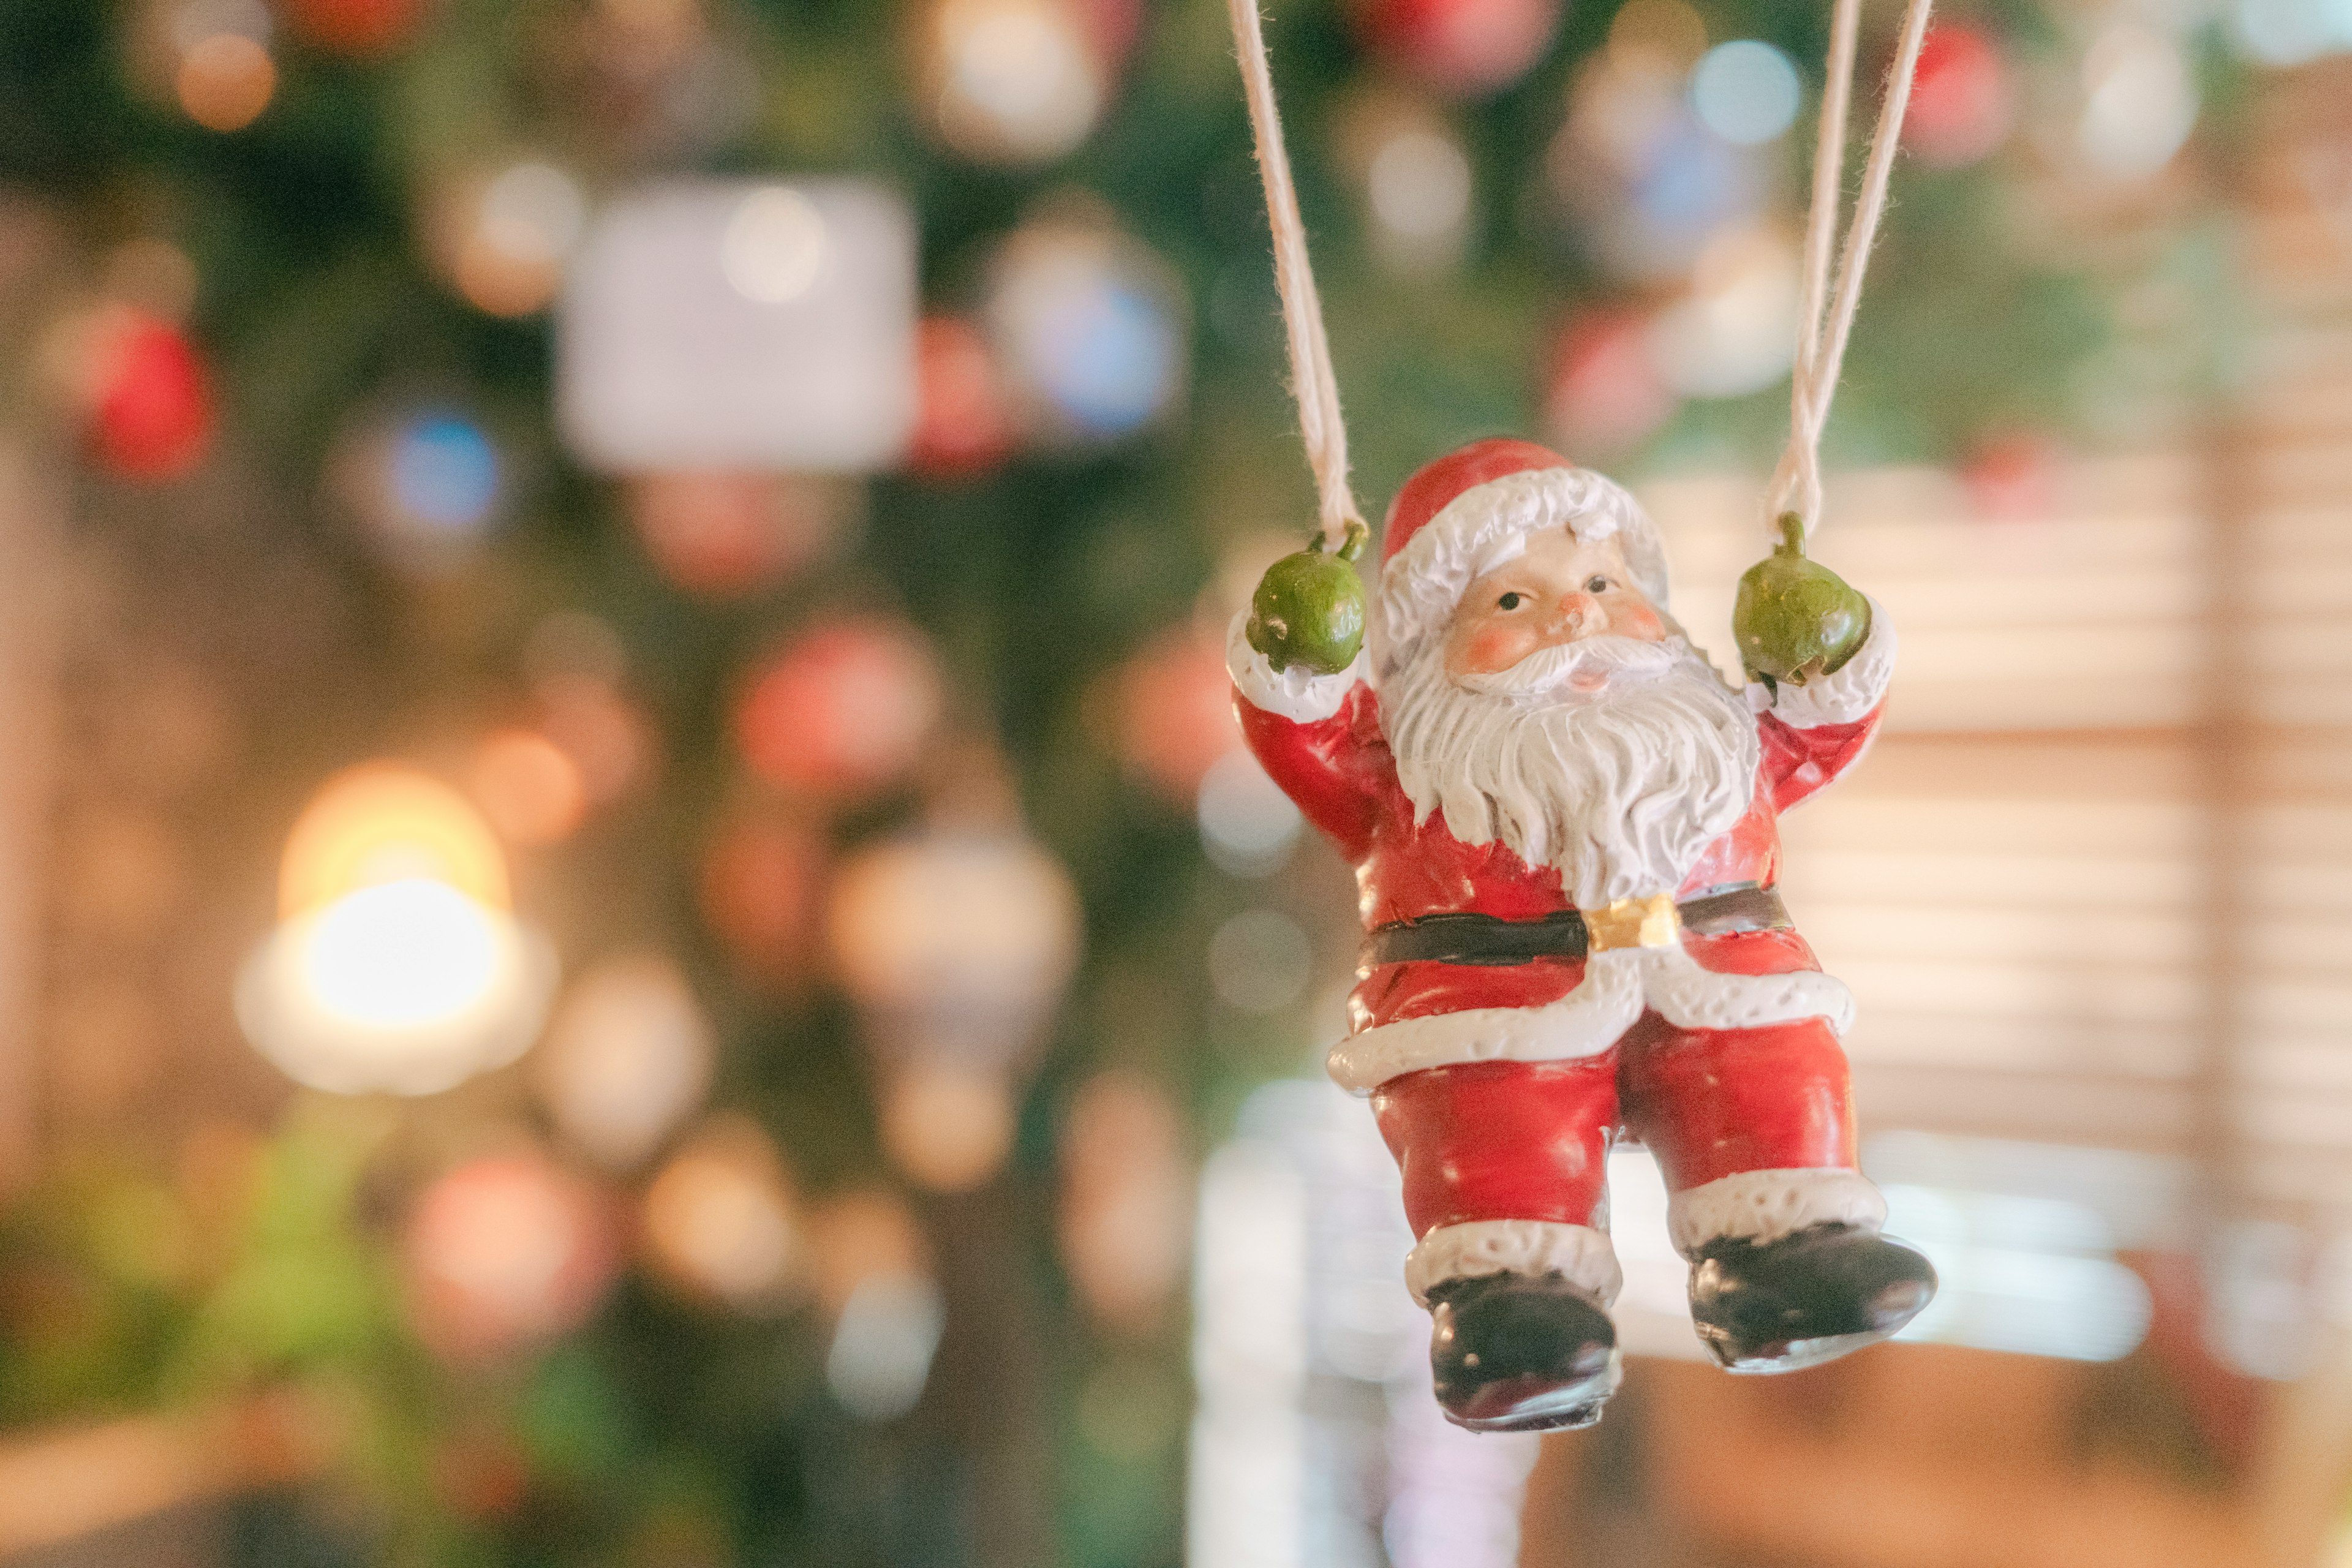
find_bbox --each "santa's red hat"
[1371,437,1670,681]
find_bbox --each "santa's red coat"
[1226,606,1895,1097]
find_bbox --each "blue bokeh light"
[390,413,502,533]
[1033,281,1178,439]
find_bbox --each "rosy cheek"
[1615,601,1665,640]
[1464,624,1532,673]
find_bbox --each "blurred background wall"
[1,1,2351,1566]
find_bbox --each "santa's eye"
[1497,592,1525,610]
[1584,576,1611,594]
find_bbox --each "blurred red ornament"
[734,619,943,797]
[282,0,432,56]
[1351,0,1561,97]
[405,1152,617,1360]
[1903,25,2015,169]
[85,310,213,481]
[1074,0,1142,73]
[1961,433,2059,521]
[1542,309,1676,458]
[908,318,1016,479]
[630,473,849,598]
[699,813,825,992]
[1113,628,1235,804]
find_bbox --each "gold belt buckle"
[1585,893,1681,952]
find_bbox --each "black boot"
[1428,1272,1620,1433]
[1687,1223,1936,1374]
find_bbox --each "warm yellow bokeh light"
[280,763,510,918]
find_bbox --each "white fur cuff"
[1405,1219,1623,1308]
[1666,1168,1888,1258]
[1226,608,1368,725]
[1747,595,1895,729]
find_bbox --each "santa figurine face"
[1443,529,1665,681]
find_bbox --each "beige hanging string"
[1766,0,1937,542]
[1228,0,1363,552]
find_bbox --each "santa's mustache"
[1453,634,1692,698]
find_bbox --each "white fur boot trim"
[1666,1168,1888,1259]
[1404,1219,1624,1309]
[1326,949,1645,1094]
[1640,943,1856,1037]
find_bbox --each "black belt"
[1360,884,1789,969]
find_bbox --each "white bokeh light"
[2078,25,2198,179]
[721,186,830,303]
[298,878,502,1029]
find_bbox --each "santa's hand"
[1246,520,1369,675]
[1733,514,1871,688]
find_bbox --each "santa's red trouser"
[1368,1011,1872,1308]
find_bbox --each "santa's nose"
[1556,590,1607,639]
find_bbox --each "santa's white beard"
[1382,634,1763,908]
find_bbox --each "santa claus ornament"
[1224,0,1939,1431]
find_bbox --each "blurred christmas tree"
[0,0,2220,1562]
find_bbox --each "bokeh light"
[921,0,1106,165]
[1195,750,1302,877]
[1904,25,2016,168]
[470,728,590,846]
[908,317,1016,477]
[878,1058,1018,1193]
[1689,40,1799,146]
[279,764,508,917]
[642,1117,803,1312]
[298,880,503,1030]
[720,186,829,303]
[1544,307,1678,456]
[1207,908,1313,1013]
[809,1191,942,1420]
[391,414,502,532]
[1551,53,1766,281]
[176,32,274,131]
[984,220,1185,445]
[2231,0,2352,66]
[628,472,851,597]
[1058,1071,1189,1329]
[698,811,825,992]
[537,954,714,1170]
[1351,0,1562,98]
[1645,224,1800,398]
[239,764,558,1096]
[734,619,943,797]
[443,159,587,317]
[2077,24,2198,180]
[405,1152,617,1360]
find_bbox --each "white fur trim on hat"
[1226,607,1368,725]
[1371,466,1670,683]
[1744,596,1896,729]
[1327,942,1854,1094]
[1405,1219,1624,1307]
[1667,1168,1889,1258]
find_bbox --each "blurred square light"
[558,179,918,473]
